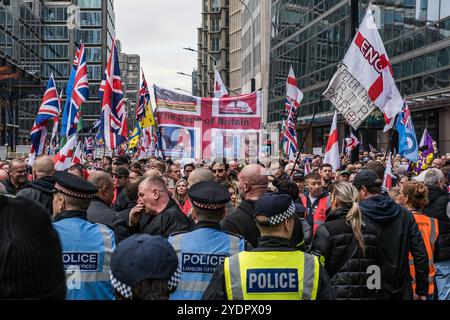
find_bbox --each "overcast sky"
[115,1,201,93]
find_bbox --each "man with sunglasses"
[211,161,229,185]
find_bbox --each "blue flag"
[396,102,418,163]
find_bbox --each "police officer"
[52,171,116,300]
[169,181,247,300]
[203,192,336,300]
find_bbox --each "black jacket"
[220,200,305,249]
[360,195,429,299]
[202,236,336,300]
[311,208,381,300]
[3,179,30,195]
[87,198,119,228]
[126,198,194,238]
[111,188,129,212]
[423,186,450,261]
[16,176,54,216]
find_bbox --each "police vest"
[53,218,116,300]
[300,195,331,236]
[224,251,320,300]
[409,212,439,296]
[169,228,245,300]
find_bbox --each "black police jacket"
[202,236,336,300]
[311,208,381,300]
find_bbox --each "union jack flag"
[281,66,303,162]
[136,70,150,121]
[61,42,89,138]
[99,39,128,150]
[29,75,60,165]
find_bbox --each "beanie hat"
[0,195,66,299]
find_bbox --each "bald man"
[220,165,269,247]
[127,177,194,238]
[16,156,54,215]
[87,171,118,228]
[187,168,214,187]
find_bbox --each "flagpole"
[290,26,356,177]
[384,114,399,164]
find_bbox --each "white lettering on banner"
[323,64,377,130]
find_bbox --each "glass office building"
[269,0,450,153]
[42,0,115,139]
[0,0,42,149]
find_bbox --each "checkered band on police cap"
[110,271,133,300]
[168,266,181,293]
[267,201,296,226]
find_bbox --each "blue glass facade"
[269,0,450,151]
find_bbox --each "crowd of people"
[0,149,449,300]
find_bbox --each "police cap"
[53,171,98,199]
[188,181,231,211]
[110,234,179,299]
[255,192,295,226]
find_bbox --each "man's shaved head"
[88,171,113,189]
[240,164,268,188]
[33,156,55,179]
[188,168,214,187]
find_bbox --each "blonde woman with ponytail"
[312,182,381,300]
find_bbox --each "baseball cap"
[353,170,380,188]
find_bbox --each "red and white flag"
[72,141,83,165]
[383,152,394,191]
[345,132,359,156]
[214,68,228,98]
[53,134,77,171]
[324,111,340,171]
[342,9,403,119]
[324,8,403,129]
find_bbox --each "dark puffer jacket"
[423,186,450,261]
[16,176,54,216]
[312,208,380,300]
[360,195,429,300]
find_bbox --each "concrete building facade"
[197,0,230,97]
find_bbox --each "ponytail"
[346,201,366,257]
[333,182,367,257]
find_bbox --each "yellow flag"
[140,103,155,128]
[128,123,141,149]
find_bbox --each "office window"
[77,30,101,44]
[77,0,102,9]
[211,0,221,12]
[80,12,101,26]
[211,38,220,52]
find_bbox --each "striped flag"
[61,43,89,138]
[282,66,303,162]
[29,75,60,165]
[53,134,77,171]
[324,111,340,171]
[99,39,128,150]
[136,70,150,121]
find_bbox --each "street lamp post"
[238,0,255,93]
[177,72,206,97]
[174,88,192,95]
[183,47,218,96]
[183,47,218,67]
